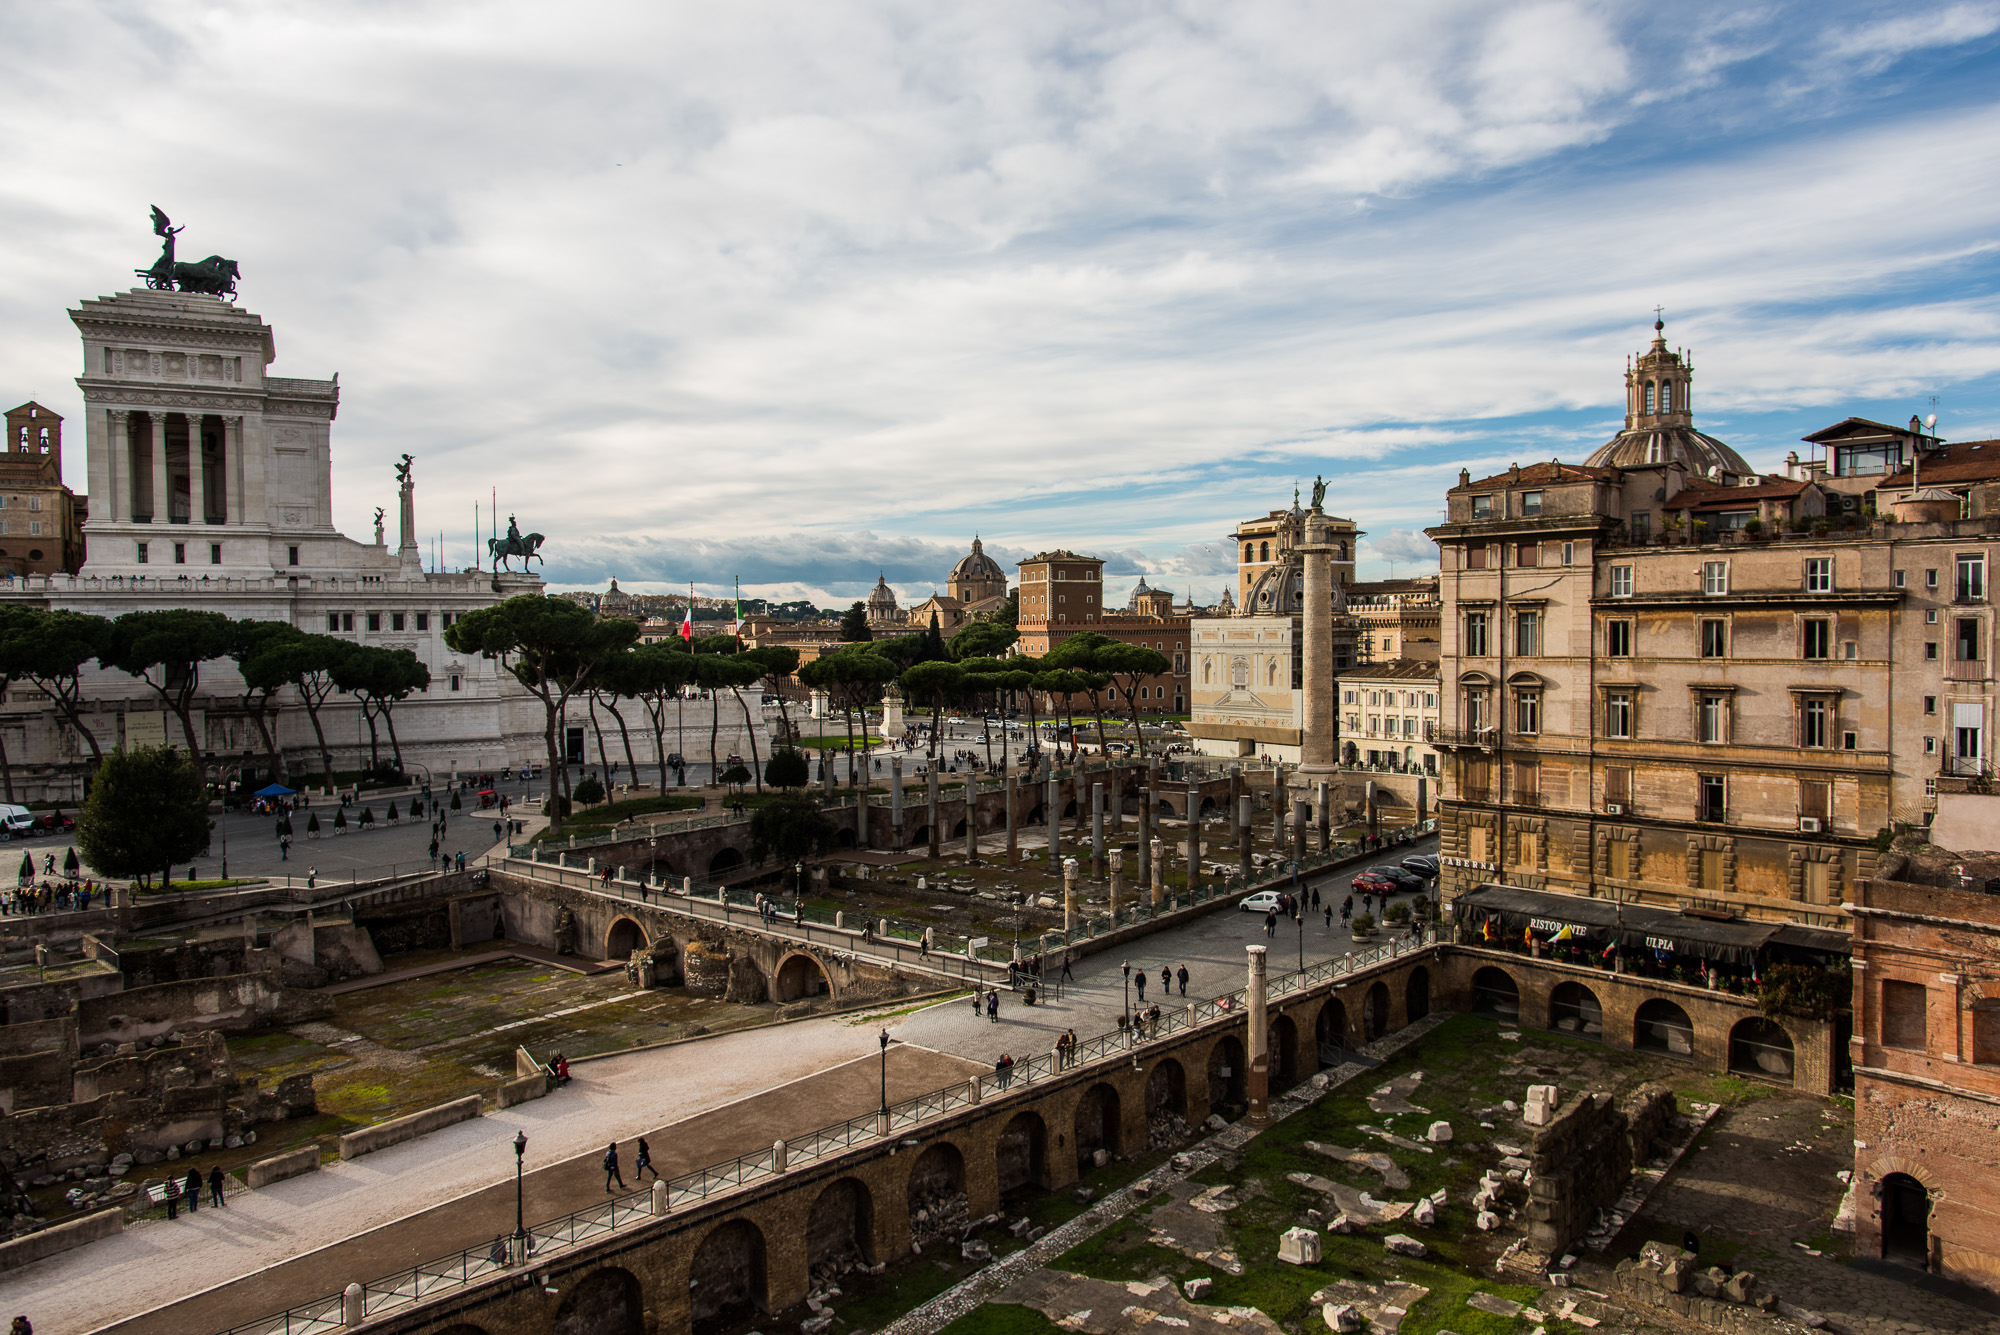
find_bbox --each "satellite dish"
[1927,413,1939,430]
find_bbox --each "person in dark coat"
[162,1176,180,1220]
[603,1141,626,1193]
[1176,964,1189,997]
[635,1137,657,1182]
[185,1167,202,1212]
[208,1166,226,1208]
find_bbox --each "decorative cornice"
[75,384,265,413]
[265,400,337,420]
[68,320,271,352]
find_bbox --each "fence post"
[651,1179,669,1215]
[342,1282,365,1327]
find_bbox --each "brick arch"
[806,1175,876,1271]
[774,950,833,1003]
[1468,962,1525,1021]
[903,1139,967,1215]
[604,915,648,959]
[553,1265,644,1335]
[1313,994,1350,1053]
[688,1219,767,1334]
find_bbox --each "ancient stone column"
[1228,764,1244,850]
[1296,509,1338,799]
[1063,857,1079,933]
[222,415,243,525]
[1247,944,1270,1124]
[1186,782,1201,891]
[1005,773,1019,866]
[1091,783,1105,880]
[856,773,870,850]
[965,796,978,862]
[1238,794,1254,884]
[1109,848,1124,922]
[187,413,206,530]
[1150,837,1165,905]
[927,768,940,859]
[1046,776,1060,869]
[1317,780,1332,852]
[1293,798,1309,861]
[891,756,904,850]
[1138,784,1153,885]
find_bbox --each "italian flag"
[679,604,693,641]
[733,595,744,639]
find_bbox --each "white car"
[1240,890,1284,914]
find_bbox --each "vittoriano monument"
[489,514,545,573]
[134,206,241,298]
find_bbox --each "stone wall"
[1525,1090,1631,1258]
[75,971,326,1048]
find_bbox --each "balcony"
[1431,726,1500,751]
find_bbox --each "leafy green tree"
[1046,633,1120,752]
[1093,641,1173,754]
[445,595,638,832]
[741,645,802,746]
[0,606,44,800]
[901,660,966,761]
[263,633,352,788]
[629,642,700,790]
[74,745,211,891]
[838,601,873,642]
[922,612,948,662]
[829,648,897,780]
[748,791,837,865]
[697,651,767,792]
[573,775,606,806]
[996,589,1018,627]
[948,620,1019,662]
[1035,669,1090,758]
[870,632,929,670]
[229,620,304,783]
[692,633,739,655]
[765,747,809,789]
[7,610,111,770]
[586,647,644,783]
[99,610,235,757]
[720,763,752,791]
[331,646,430,772]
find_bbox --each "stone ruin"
[1612,1240,1785,1322]
[1523,1080,1677,1259]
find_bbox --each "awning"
[1453,883,1805,966]
[252,784,297,797]
[1769,923,1852,956]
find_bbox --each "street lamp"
[795,859,804,905]
[878,1029,890,1116]
[511,1129,528,1261]
[1121,961,1132,1044]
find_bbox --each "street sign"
[968,937,990,949]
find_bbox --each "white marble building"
[0,287,764,800]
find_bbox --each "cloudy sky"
[6,2,2000,608]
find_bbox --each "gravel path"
[2,1012,927,1335]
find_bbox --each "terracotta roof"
[1335,659,1440,681]
[1457,461,1618,490]
[1665,476,1808,510]
[1880,439,2000,488]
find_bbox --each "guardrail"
[214,930,1432,1335]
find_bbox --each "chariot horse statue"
[489,515,545,573]
[136,206,240,298]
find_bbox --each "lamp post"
[1121,961,1132,1044]
[511,1130,528,1261]
[878,1029,890,1117]
[795,859,804,905]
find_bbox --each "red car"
[1349,872,1394,895]
[32,812,73,835]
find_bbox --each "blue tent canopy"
[252,784,297,798]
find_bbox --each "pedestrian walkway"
[13,1021,978,1335]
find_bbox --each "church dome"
[866,573,899,616]
[1582,319,1752,477]
[1126,577,1153,610]
[950,536,1005,583]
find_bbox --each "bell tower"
[1624,316,1694,430]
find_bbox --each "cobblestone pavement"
[1629,1093,2000,1335]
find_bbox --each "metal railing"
[214,929,1431,1335]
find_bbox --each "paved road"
[899,834,1438,1067]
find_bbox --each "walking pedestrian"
[12,1315,33,1335]
[456,851,466,872]
[1263,908,1277,938]
[995,1053,1014,1089]
[603,1141,626,1193]
[635,1137,657,1182]
[986,988,999,1022]
[307,866,317,890]
[1134,969,1147,1003]
[185,1167,201,1213]
[1324,903,1333,928]
[208,1166,225,1207]
[971,986,981,1013]
[163,1176,179,1220]
[1160,964,1171,996]
[279,837,289,862]
[1177,964,1189,997]
[1060,950,1074,983]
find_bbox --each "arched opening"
[1073,1082,1121,1171]
[1157,798,1177,818]
[1634,999,1694,1057]
[556,1268,644,1335]
[835,827,857,848]
[951,818,968,838]
[1342,741,1359,764]
[1025,805,1044,826]
[909,825,931,846]
[1881,1172,1932,1265]
[1145,1059,1188,1147]
[1198,796,1217,816]
[688,1221,767,1334]
[806,1177,875,1274]
[1260,541,1270,562]
[1270,1014,1299,1090]
[1405,967,1431,1022]
[605,916,646,960]
[1207,1035,1245,1117]
[1729,1017,1796,1083]
[1472,966,1521,1020]
[1548,981,1604,1038]
[708,847,745,876]
[995,1112,1048,1199]
[775,952,831,1003]
[1363,981,1390,1040]
[1062,800,1078,818]
[906,1141,967,1245]
[1315,999,1349,1063]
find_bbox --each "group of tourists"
[156,1166,227,1220]
[3,880,98,914]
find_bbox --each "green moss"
[938,1304,1068,1335]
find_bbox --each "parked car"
[1348,872,1394,895]
[31,812,74,835]
[1401,854,1440,878]
[1369,865,1427,893]
[1241,890,1284,914]
[0,806,33,841]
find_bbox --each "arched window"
[1267,661,1279,686]
[1259,542,1270,562]
[1201,660,1213,684]
[1645,382,1657,414]
[1661,381,1673,412]
[1336,541,1347,560]
[1243,544,1253,562]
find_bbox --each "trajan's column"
[1293,505,1340,798]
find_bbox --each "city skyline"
[4,3,2000,605]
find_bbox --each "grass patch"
[794,735,885,750]
[135,877,261,895]
[844,994,968,1025]
[939,1305,1067,1335]
[531,792,704,840]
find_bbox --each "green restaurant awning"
[1453,883,1812,967]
